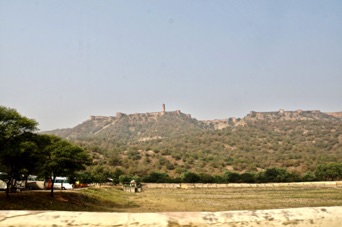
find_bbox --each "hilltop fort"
[89,104,191,121]
[85,106,341,131]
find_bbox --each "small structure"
[123,180,142,193]
[161,104,166,115]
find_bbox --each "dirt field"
[1,186,342,212]
[123,187,342,212]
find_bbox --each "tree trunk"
[5,177,11,199]
[50,175,56,197]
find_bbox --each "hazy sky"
[1,0,341,131]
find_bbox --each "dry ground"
[125,187,342,212]
[1,186,342,212]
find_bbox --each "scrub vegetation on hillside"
[46,110,342,183]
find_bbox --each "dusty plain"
[1,186,342,212]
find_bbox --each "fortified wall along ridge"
[89,104,191,121]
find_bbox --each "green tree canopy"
[143,171,171,183]
[0,106,38,197]
[224,171,241,183]
[182,171,200,183]
[315,163,342,181]
[41,135,91,196]
[262,168,291,182]
[0,106,37,144]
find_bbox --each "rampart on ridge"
[88,107,341,124]
[89,105,191,121]
[326,112,342,118]
[248,109,321,118]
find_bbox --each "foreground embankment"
[1,206,341,226]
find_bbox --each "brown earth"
[1,186,342,212]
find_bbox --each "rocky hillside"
[45,110,207,142]
[46,109,340,139]
[44,109,342,176]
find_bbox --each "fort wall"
[326,112,342,118]
[90,110,189,121]
[248,109,321,117]
[90,108,340,122]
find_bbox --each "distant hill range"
[45,108,206,141]
[45,107,342,140]
[44,106,342,176]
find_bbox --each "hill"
[45,110,207,142]
[44,108,342,177]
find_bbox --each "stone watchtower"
[161,104,166,115]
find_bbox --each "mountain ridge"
[43,108,342,177]
[44,108,342,138]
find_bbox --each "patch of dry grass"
[1,186,342,212]
[0,188,138,212]
[124,187,342,212]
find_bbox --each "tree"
[315,163,342,181]
[88,165,112,184]
[112,167,125,184]
[198,173,215,183]
[263,168,291,182]
[240,172,256,183]
[182,171,200,183]
[212,174,225,183]
[119,174,132,184]
[0,106,38,147]
[41,135,91,197]
[302,171,317,182]
[143,171,171,183]
[224,171,241,183]
[0,106,38,197]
